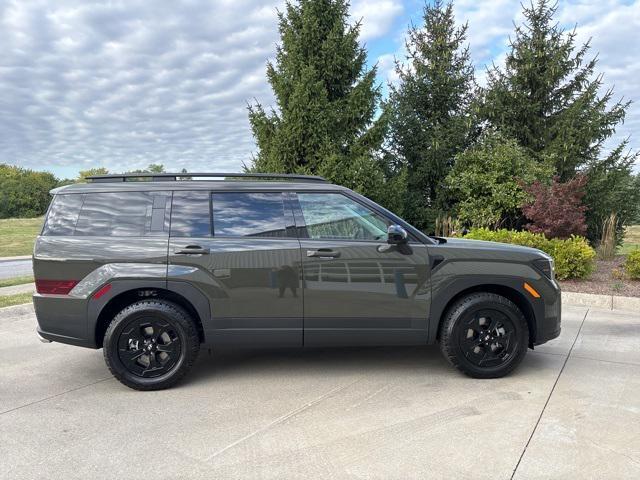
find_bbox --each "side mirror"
[387,224,408,245]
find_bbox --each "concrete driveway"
[0,303,638,479]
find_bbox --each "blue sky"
[1,0,638,179]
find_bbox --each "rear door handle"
[307,249,340,259]
[174,245,210,255]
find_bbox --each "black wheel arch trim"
[89,279,211,348]
[428,276,545,347]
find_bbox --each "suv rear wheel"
[103,299,200,390]
[439,293,529,378]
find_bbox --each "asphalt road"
[0,303,638,479]
[0,258,32,280]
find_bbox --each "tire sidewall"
[104,301,194,389]
[445,295,528,378]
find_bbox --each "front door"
[168,190,303,346]
[294,192,431,346]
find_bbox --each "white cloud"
[453,0,522,67]
[1,0,638,175]
[351,0,403,41]
[0,0,286,174]
[0,0,404,176]
[562,1,640,159]
[377,52,400,87]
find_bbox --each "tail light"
[35,279,79,295]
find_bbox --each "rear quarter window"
[42,194,84,236]
[43,191,170,237]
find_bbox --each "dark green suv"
[33,173,561,390]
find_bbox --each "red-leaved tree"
[521,175,588,239]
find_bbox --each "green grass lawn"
[0,217,43,257]
[0,292,33,308]
[0,275,34,288]
[620,225,640,255]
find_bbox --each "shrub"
[464,228,596,280]
[464,228,550,253]
[521,175,588,239]
[446,130,553,228]
[626,250,640,279]
[550,236,596,280]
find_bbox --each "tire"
[439,293,529,379]
[103,299,200,390]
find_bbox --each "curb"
[563,291,640,312]
[0,302,33,313]
[0,283,35,296]
[0,255,31,263]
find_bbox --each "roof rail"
[85,172,328,183]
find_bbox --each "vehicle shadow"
[185,344,450,384]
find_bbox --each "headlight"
[533,257,555,281]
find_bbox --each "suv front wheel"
[439,292,529,378]
[103,299,200,390]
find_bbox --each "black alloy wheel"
[118,317,182,378]
[458,309,518,368]
[440,292,529,378]
[103,300,200,390]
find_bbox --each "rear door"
[167,190,303,346]
[294,192,431,346]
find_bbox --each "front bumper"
[534,286,561,345]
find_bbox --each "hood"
[441,237,549,258]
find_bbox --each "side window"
[74,191,170,237]
[297,193,391,241]
[42,194,84,236]
[170,191,211,237]
[212,192,288,238]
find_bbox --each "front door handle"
[174,245,210,255]
[307,249,340,259]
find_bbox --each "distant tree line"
[0,163,168,218]
[249,0,640,245]
[0,164,58,218]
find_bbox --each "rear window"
[43,191,170,237]
[212,192,289,237]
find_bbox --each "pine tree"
[483,0,629,180]
[248,0,387,200]
[583,143,640,243]
[387,0,476,232]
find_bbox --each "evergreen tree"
[387,0,476,232]
[248,0,388,201]
[483,0,628,180]
[583,144,640,243]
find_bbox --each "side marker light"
[523,282,541,299]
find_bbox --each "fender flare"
[86,282,211,347]
[427,275,543,344]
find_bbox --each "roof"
[51,180,347,195]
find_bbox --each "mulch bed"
[559,256,640,297]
